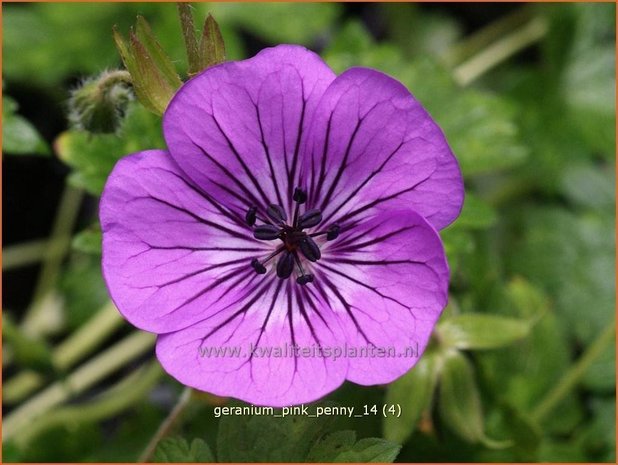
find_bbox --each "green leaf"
[177,3,202,76]
[307,430,400,463]
[55,103,164,195]
[383,351,440,443]
[2,314,54,373]
[477,279,585,435]
[560,162,615,211]
[332,438,401,462]
[437,314,532,350]
[72,227,102,255]
[209,3,341,45]
[449,193,497,230]
[438,91,528,176]
[153,437,214,463]
[509,207,614,345]
[200,14,226,69]
[561,4,616,157]
[135,15,182,89]
[306,430,357,462]
[216,402,340,462]
[439,350,509,448]
[2,96,49,156]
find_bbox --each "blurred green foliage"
[2,2,615,463]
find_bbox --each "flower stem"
[3,331,155,441]
[138,387,193,462]
[4,301,124,404]
[443,6,533,67]
[2,239,58,271]
[20,184,84,337]
[453,16,548,87]
[14,361,162,448]
[531,319,616,423]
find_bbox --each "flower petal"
[156,277,349,407]
[302,67,463,230]
[315,208,449,384]
[100,149,271,333]
[163,44,336,218]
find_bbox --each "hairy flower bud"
[68,70,134,133]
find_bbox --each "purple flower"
[100,45,463,407]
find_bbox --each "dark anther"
[266,204,287,223]
[251,258,267,274]
[326,224,341,241]
[293,187,307,204]
[245,206,257,226]
[254,224,281,240]
[297,274,314,285]
[298,209,322,229]
[299,236,321,262]
[276,251,295,278]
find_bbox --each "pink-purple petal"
[316,208,449,384]
[163,45,336,219]
[156,278,349,407]
[100,149,270,334]
[302,67,463,231]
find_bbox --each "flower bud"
[68,70,134,133]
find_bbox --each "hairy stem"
[531,319,616,422]
[15,361,162,448]
[443,6,533,66]
[453,16,548,87]
[21,184,84,337]
[138,387,193,462]
[3,331,155,441]
[4,302,124,404]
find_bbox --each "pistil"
[247,187,341,283]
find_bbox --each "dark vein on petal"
[248,278,285,363]
[331,223,383,250]
[300,285,329,328]
[254,102,285,207]
[136,195,251,241]
[319,140,405,225]
[139,257,248,290]
[316,278,372,344]
[288,88,306,210]
[189,140,264,208]
[310,112,333,207]
[295,286,324,348]
[336,178,428,227]
[199,277,275,344]
[211,114,271,206]
[319,262,411,310]
[333,226,416,254]
[286,281,298,371]
[318,117,363,211]
[158,167,247,228]
[337,258,427,266]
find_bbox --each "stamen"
[293,251,314,286]
[245,206,257,226]
[249,246,285,274]
[266,204,287,224]
[297,274,314,285]
[298,209,322,229]
[299,236,321,262]
[250,258,266,274]
[293,187,307,204]
[254,224,281,240]
[326,224,340,241]
[310,224,341,241]
[276,251,294,278]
